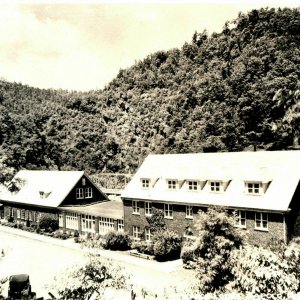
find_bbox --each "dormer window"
[188,181,198,191]
[39,190,51,199]
[210,181,222,192]
[247,183,260,194]
[141,178,150,189]
[245,182,265,195]
[167,180,177,190]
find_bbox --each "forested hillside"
[0,7,299,180]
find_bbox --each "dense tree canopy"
[0,8,299,180]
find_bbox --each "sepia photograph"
[0,0,300,299]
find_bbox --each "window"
[81,215,95,233]
[141,179,150,189]
[66,212,78,230]
[76,188,84,199]
[247,182,261,195]
[186,205,193,219]
[82,178,86,186]
[144,202,152,216]
[28,211,33,221]
[132,225,141,240]
[21,210,25,220]
[188,181,198,191]
[99,217,115,234]
[210,181,221,192]
[85,187,93,198]
[117,220,124,232]
[17,209,21,219]
[167,180,177,190]
[145,228,152,242]
[132,201,140,214]
[255,212,268,230]
[164,204,173,219]
[235,210,246,228]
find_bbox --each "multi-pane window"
[132,201,140,214]
[255,212,268,230]
[188,181,198,191]
[28,211,33,221]
[144,202,152,216]
[164,204,173,219]
[132,225,141,240]
[167,180,177,190]
[142,179,150,189]
[66,212,78,230]
[247,183,261,195]
[81,215,95,233]
[210,181,221,192]
[21,210,25,220]
[235,210,246,228]
[99,217,115,234]
[117,220,124,232]
[145,228,152,242]
[76,188,84,199]
[186,205,193,219]
[85,187,93,198]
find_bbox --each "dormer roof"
[121,151,300,212]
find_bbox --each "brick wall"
[123,198,286,246]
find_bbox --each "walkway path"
[0,225,182,272]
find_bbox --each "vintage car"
[8,274,33,300]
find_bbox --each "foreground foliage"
[47,255,129,300]
[181,207,246,293]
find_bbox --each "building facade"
[0,170,124,235]
[121,151,300,245]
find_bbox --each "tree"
[47,256,130,300]
[146,207,166,233]
[181,207,246,293]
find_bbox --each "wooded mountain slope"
[0,7,299,179]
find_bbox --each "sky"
[0,1,299,91]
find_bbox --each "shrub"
[39,214,59,231]
[47,256,130,299]
[102,231,131,251]
[230,245,298,299]
[152,229,182,261]
[131,241,154,255]
[180,239,199,269]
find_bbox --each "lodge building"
[121,151,300,245]
[0,170,124,235]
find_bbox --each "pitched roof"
[0,170,84,208]
[121,150,300,212]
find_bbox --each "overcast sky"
[0,1,298,91]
